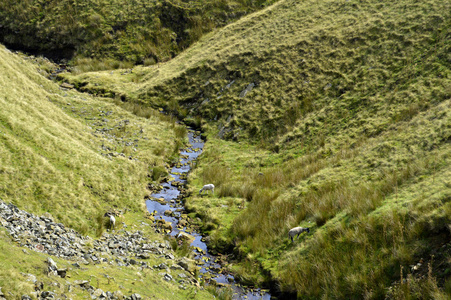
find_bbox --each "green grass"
[0,45,186,234]
[0,0,277,70]
[17,0,451,297]
[0,45,220,299]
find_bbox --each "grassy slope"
[0,45,181,234]
[0,45,217,299]
[0,0,276,71]
[62,0,450,298]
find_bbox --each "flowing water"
[146,129,271,300]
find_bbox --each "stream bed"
[146,129,271,299]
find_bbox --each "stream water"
[145,129,271,300]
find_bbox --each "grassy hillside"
[0,45,221,299]
[0,45,186,234]
[0,0,276,71]
[62,0,451,298]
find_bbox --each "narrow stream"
[146,129,271,299]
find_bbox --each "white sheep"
[288,227,310,242]
[199,184,215,195]
[104,212,116,230]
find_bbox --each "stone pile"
[0,200,175,264]
[0,200,199,299]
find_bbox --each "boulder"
[60,82,74,89]
[177,258,197,273]
[112,291,124,300]
[176,232,195,243]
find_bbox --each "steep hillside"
[0,46,184,234]
[0,46,219,299]
[0,0,276,71]
[61,0,451,298]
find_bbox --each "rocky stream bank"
[0,200,201,300]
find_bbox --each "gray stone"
[46,257,58,275]
[171,264,184,271]
[136,253,150,259]
[93,289,106,298]
[239,82,255,97]
[163,274,173,281]
[177,258,197,273]
[40,291,55,299]
[73,280,90,289]
[60,82,74,89]
[112,290,124,300]
[130,293,141,300]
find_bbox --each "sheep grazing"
[199,184,215,195]
[104,212,116,230]
[288,227,310,242]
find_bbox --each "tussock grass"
[199,162,233,189]
[72,58,135,74]
[0,0,277,69]
[205,285,234,300]
[59,0,450,297]
[277,163,451,299]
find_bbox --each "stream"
[145,129,271,300]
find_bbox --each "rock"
[112,291,124,300]
[40,291,55,299]
[177,258,197,273]
[129,293,141,300]
[57,269,67,278]
[176,232,195,243]
[156,219,172,231]
[136,253,150,259]
[178,220,188,227]
[60,82,74,89]
[239,82,255,97]
[164,210,174,217]
[165,253,175,260]
[93,289,106,298]
[171,264,184,271]
[46,257,58,275]
[73,280,90,289]
[163,274,172,281]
